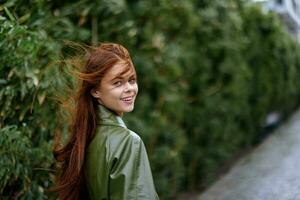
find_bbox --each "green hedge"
[1,0,300,199]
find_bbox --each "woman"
[53,43,159,200]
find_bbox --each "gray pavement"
[197,109,300,200]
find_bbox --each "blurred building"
[253,0,300,41]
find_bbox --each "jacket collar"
[97,104,127,128]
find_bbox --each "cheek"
[108,89,122,99]
[134,84,138,94]
[100,87,119,100]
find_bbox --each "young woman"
[53,43,159,200]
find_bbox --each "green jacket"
[84,104,159,200]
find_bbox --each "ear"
[90,88,104,104]
[90,88,101,98]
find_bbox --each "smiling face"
[91,61,138,116]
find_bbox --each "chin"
[124,107,134,113]
[122,105,134,113]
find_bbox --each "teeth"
[121,96,133,101]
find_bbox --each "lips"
[121,95,135,102]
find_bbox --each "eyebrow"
[110,76,123,82]
[110,74,136,82]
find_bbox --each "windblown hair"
[51,42,135,200]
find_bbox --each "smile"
[121,96,134,102]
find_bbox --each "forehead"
[105,62,136,79]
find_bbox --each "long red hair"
[52,42,134,199]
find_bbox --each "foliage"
[0,125,53,199]
[0,11,61,199]
[1,0,300,199]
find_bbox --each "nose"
[124,82,134,92]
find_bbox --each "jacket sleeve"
[108,131,159,200]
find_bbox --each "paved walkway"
[197,109,300,200]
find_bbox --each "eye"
[113,81,122,87]
[129,78,136,84]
